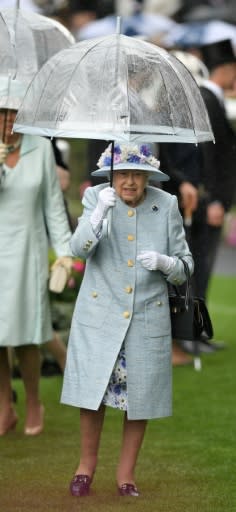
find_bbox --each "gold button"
[127,259,134,267]
[127,210,134,217]
[123,311,130,319]
[125,286,133,294]
[127,234,135,241]
[92,292,98,298]
[157,300,162,306]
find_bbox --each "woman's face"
[113,170,148,207]
[0,109,18,145]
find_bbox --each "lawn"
[0,275,236,512]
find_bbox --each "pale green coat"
[61,184,193,420]
[0,135,71,347]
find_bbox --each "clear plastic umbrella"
[0,6,75,86]
[14,33,214,144]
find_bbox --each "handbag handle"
[172,258,191,311]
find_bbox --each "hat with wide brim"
[91,162,169,182]
[0,77,27,110]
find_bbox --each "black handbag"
[169,259,213,341]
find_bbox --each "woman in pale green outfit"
[0,79,72,436]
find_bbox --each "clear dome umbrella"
[0,2,75,182]
[14,32,214,144]
[0,5,75,86]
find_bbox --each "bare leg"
[116,413,147,486]
[44,332,67,372]
[75,405,106,478]
[0,347,18,435]
[15,345,43,432]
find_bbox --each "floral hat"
[91,143,169,182]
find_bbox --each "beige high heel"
[24,404,44,436]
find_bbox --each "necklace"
[6,136,22,154]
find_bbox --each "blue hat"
[91,143,169,182]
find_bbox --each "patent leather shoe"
[70,474,91,497]
[118,483,140,496]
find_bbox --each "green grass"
[1,275,236,511]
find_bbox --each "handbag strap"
[172,258,191,311]
[181,259,191,310]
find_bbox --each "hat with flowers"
[91,143,169,182]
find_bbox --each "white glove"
[90,187,116,232]
[137,251,175,273]
[0,143,8,165]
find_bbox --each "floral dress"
[102,345,127,410]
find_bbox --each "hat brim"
[91,162,169,182]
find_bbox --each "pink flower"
[67,277,76,289]
[73,260,85,273]
[114,153,122,164]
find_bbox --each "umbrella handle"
[110,140,115,188]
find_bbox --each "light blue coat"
[61,184,193,420]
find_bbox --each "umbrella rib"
[163,55,198,138]
[142,39,198,138]
[53,37,114,130]
[52,34,121,132]
[155,64,174,135]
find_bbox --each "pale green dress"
[0,135,71,347]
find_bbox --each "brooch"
[152,204,159,212]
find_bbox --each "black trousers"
[186,220,222,300]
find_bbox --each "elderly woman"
[0,78,72,436]
[61,143,193,497]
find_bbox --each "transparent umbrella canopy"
[14,33,214,144]
[0,7,75,86]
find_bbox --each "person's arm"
[137,195,194,284]
[70,185,116,259]
[160,142,199,222]
[42,139,72,261]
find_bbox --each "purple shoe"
[118,483,140,497]
[70,474,91,497]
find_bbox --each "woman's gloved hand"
[90,187,116,232]
[0,143,8,165]
[51,256,73,276]
[137,251,175,273]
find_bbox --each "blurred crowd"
[1,1,236,48]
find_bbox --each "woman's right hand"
[97,187,116,213]
[90,187,116,232]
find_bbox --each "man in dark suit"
[199,39,236,296]
[160,40,236,356]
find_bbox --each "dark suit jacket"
[199,86,236,212]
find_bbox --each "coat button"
[92,292,98,298]
[127,259,134,267]
[127,210,134,217]
[123,311,130,319]
[127,234,135,241]
[157,300,162,306]
[125,285,133,294]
